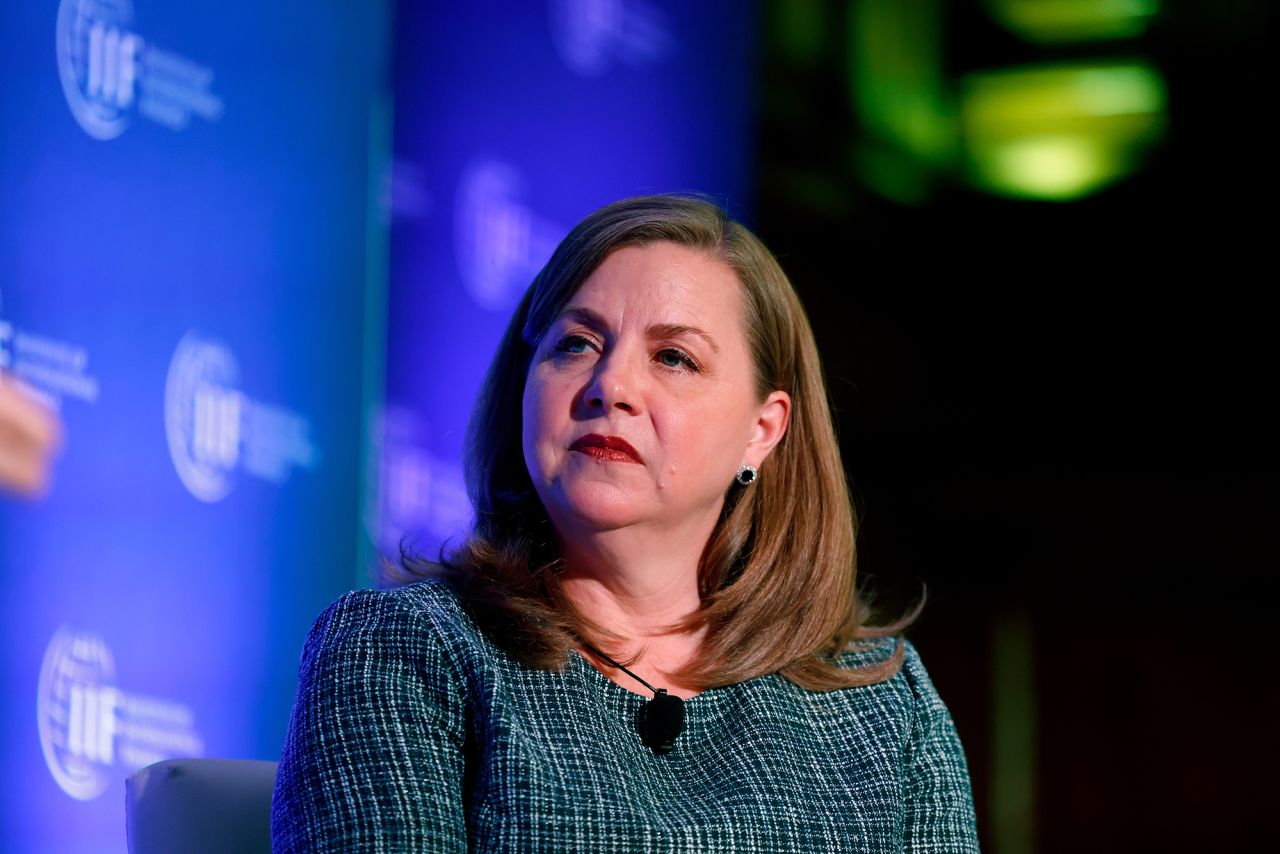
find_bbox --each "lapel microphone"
[581,643,685,754]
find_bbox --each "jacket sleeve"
[271,588,468,853]
[900,640,980,853]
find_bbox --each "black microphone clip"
[639,688,685,754]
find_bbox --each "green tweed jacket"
[272,579,979,852]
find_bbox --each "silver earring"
[735,465,758,486]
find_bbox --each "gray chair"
[125,758,278,854]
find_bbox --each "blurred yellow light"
[960,61,1165,200]
[973,135,1114,200]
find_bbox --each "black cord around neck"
[579,641,686,754]
[579,642,659,694]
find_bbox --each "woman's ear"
[744,390,791,467]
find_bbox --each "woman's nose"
[583,351,644,415]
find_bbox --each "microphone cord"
[578,641,686,754]
[579,641,660,693]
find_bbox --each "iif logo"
[454,158,563,311]
[366,406,471,557]
[165,331,319,502]
[57,0,141,140]
[56,0,224,140]
[37,627,117,800]
[37,626,205,801]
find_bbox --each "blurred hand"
[0,373,63,498]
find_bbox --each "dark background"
[754,1,1273,850]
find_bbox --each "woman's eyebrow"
[559,307,720,354]
[561,306,608,330]
[648,323,720,353]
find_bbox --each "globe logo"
[56,0,142,140]
[165,332,243,503]
[37,627,118,801]
[36,627,206,801]
[454,159,530,311]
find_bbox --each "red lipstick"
[570,434,643,464]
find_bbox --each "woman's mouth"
[569,434,643,464]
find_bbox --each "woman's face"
[522,241,789,541]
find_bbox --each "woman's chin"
[546,481,654,533]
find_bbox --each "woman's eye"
[555,335,594,355]
[656,349,698,371]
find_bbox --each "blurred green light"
[984,0,1160,44]
[991,605,1037,854]
[848,0,955,167]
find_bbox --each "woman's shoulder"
[836,634,902,668]
[836,636,946,706]
[299,578,476,665]
[315,575,462,621]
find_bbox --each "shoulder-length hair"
[395,194,915,690]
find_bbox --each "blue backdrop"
[0,1,389,850]
[1,0,754,849]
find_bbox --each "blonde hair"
[393,195,915,690]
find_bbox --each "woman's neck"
[556,526,709,698]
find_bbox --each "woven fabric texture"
[272,579,978,852]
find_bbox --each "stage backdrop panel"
[375,0,757,560]
[0,1,389,850]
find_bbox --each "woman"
[272,196,978,851]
